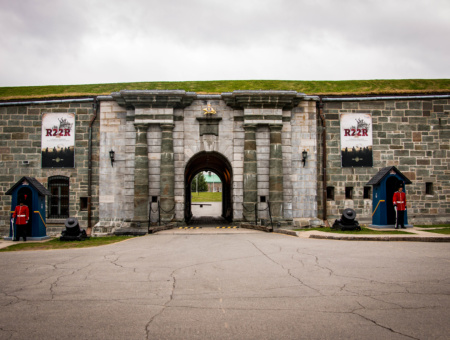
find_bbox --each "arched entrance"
[185,152,233,223]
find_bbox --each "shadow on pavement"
[187,216,234,228]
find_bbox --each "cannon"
[331,208,361,231]
[60,217,88,241]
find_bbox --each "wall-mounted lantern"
[302,150,308,167]
[109,149,115,167]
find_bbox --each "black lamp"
[109,149,115,167]
[302,150,307,167]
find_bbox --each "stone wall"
[0,101,99,235]
[96,91,318,227]
[98,101,132,223]
[290,100,319,226]
[320,98,450,224]
[3,91,447,236]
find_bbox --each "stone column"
[243,124,257,222]
[133,123,150,228]
[160,124,175,222]
[269,124,283,221]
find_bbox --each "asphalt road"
[1,230,449,340]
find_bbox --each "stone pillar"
[269,124,283,221]
[160,124,175,222]
[133,123,150,228]
[243,124,257,222]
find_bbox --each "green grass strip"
[419,228,450,235]
[414,224,450,228]
[1,79,449,100]
[0,235,137,252]
[191,192,222,202]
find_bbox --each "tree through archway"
[185,152,233,224]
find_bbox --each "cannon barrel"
[341,208,357,225]
[64,217,81,236]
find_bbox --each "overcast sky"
[1,0,449,87]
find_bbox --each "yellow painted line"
[33,211,47,229]
[372,200,385,217]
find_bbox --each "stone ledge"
[112,90,196,109]
[114,229,147,236]
[149,224,176,234]
[274,229,298,237]
[240,223,272,232]
[223,91,304,110]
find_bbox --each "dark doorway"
[386,176,402,225]
[185,152,233,224]
[17,187,33,237]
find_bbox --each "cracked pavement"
[0,231,449,339]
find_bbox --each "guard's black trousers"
[396,210,405,228]
[15,224,27,241]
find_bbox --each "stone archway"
[185,152,233,223]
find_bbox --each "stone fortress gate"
[97,90,318,232]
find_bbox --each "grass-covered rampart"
[1,79,449,100]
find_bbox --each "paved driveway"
[191,202,222,217]
[1,231,449,339]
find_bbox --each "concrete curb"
[274,229,298,237]
[148,224,176,234]
[240,223,272,233]
[309,234,450,242]
[240,224,299,237]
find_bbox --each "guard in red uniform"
[13,199,29,241]
[393,186,407,229]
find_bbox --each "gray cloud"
[0,0,448,86]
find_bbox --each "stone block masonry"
[1,91,448,236]
[97,90,311,227]
[0,102,99,235]
[321,98,449,225]
[290,101,319,226]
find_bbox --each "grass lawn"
[414,224,450,228]
[420,228,450,235]
[415,224,450,235]
[294,226,412,234]
[0,235,137,252]
[191,192,222,202]
[1,79,449,100]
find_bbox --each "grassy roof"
[1,79,449,101]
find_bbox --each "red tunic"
[393,191,407,211]
[13,205,29,225]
